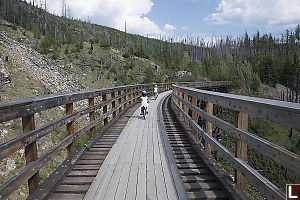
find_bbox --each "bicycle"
[141,106,147,119]
[154,92,158,100]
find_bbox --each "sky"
[27,0,300,39]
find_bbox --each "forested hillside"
[1,0,299,97]
[1,1,300,199]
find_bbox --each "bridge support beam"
[205,102,213,155]
[235,112,248,190]
[22,114,39,195]
[66,103,75,156]
[89,98,96,136]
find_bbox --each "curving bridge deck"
[1,81,300,200]
[84,91,178,200]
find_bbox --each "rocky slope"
[0,31,83,96]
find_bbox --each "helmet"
[142,90,147,95]
[155,85,157,87]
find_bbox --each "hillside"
[0,1,300,199]
[0,15,166,199]
[0,0,264,90]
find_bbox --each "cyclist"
[140,90,149,115]
[154,84,158,99]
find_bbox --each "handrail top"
[174,85,300,112]
[0,81,226,123]
[0,83,167,110]
[0,81,227,110]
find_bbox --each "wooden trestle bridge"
[0,82,299,199]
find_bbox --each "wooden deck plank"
[68,170,98,177]
[104,117,141,200]
[113,119,141,200]
[158,132,178,200]
[85,107,140,199]
[83,91,178,200]
[49,193,84,200]
[55,185,90,193]
[125,110,146,200]
[136,163,147,200]
[152,112,169,200]
[84,117,134,199]
[146,114,158,200]
[114,163,131,200]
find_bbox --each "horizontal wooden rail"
[0,97,115,160]
[0,82,172,199]
[0,84,156,123]
[0,81,229,199]
[172,84,300,200]
[174,85,300,130]
[173,93,300,175]
[172,100,285,200]
[0,82,227,123]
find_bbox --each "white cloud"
[205,0,300,30]
[26,0,165,35]
[164,24,176,31]
[181,26,189,30]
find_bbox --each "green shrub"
[64,47,69,55]
[75,41,83,52]
[251,72,261,92]
[11,122,20,130]
[51,50,60,60]
[122,53,130,58]
[75,132,90,148]
[39,33,57,54]
[100,40,110,47]
[12,23,17,30]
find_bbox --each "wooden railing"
[0,81,230,199]
[172,85,300,200]
[0,83,174,199]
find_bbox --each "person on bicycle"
[140,90,149,115]
[154,85,158,99]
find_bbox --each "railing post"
[183,93,189,125]
[178,91,182,118]
[66,103,75,156]
[235,112,248,190]
[102,94,108,125]
[175,88,180,113]
[135,86,138,102]
[128,88,132,105]
[124,88,127,109]
[111,92,116,118]
[89,98,96,136]
[191,96,198,137]
[205,102,213,155]
[118,90,122,113]
[134,87,137,102]
[22,114,39,195]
